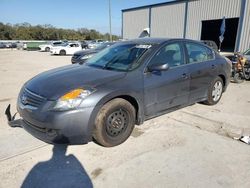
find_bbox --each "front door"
[144,42,190,117]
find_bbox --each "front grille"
[20,88,46,107]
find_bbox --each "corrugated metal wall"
[122,0,249,51]
[122,9,149,39]
[150,3,186,38]
[185,0,242,40]
[239,0,250,51]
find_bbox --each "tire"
[45,47,50,52]
[59,50,66,55]
[244,69,250,80]
[233,73,244,83]
[204,77,223,105]
[93,98,135,147]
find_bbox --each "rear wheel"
[45,47,50,52]
[93,98,135,147]
[59,50,66,55]
[204,77,223,105]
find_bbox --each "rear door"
[184,42,217,102]
[143,42,190,116]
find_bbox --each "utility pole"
[109,0,112,41]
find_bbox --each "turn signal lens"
[60,89,84,100]
[53,87,95,111]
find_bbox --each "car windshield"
[85,43,150,71]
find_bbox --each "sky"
[0,0,172,36]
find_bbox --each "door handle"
[211,64,216,69]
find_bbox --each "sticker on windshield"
[135,44,152,49]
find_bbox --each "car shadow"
[21,144,93,188]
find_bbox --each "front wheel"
[59,50,66,55]
[204,77,223,105]
[93,98,135,147]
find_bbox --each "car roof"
[126,38,170,45]
[122,38,204,45]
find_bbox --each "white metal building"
[122,0,250,52]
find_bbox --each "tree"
[0,22,120,41]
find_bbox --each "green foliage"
[0,22,119,41]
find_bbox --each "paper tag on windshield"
[136,44,152,49]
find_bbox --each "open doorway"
[201,18,239,52]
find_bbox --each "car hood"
[25,64,126,100]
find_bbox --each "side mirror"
[148,63,169,72]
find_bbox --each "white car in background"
[50,42,82,55]
[39,41,66,52]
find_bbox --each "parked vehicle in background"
[201,40,218,51]
[23,43,27,50]
[71,42,115,64]
[16,42,24,50]
[10,42,17,48]
[80,41,89,49]
[50,42,82,55]
[88,39,106,49]
[6,38,231,147]
[0,42,6,48]
[226,52,250,83]
[0,42,17,49]
[5,42,13,48]
[39,41,67,52]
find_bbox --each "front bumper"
[71,57,80,64]
[5,103,96,145]
[50,49,60,55]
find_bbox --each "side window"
[186,43,214,63]
[149,43,184,68]
[53,42,59,45]
[70,44,78,47]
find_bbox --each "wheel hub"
[212,81,223,102]
[106,109,128,137]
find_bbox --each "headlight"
[80,54,94,60]
[53,88,95,111]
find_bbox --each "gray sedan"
[6,38,231,147]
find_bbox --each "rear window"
[185,43,214,63]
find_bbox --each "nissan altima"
[6,38,231,147]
